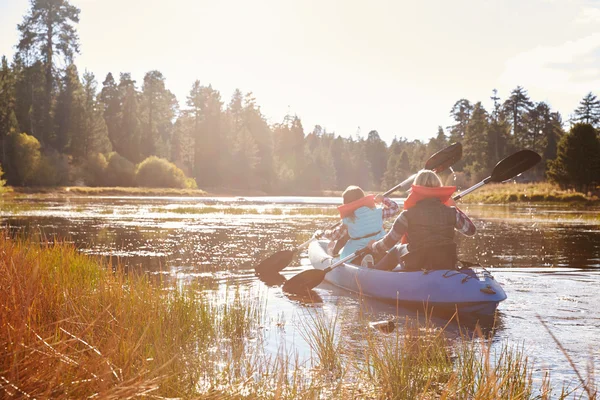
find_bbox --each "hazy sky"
[2,0,600,143]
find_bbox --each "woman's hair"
[414,169,442,187]
[342,185,365,204]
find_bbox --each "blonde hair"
[414,169,442,187]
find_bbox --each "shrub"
[7,132,41,186]
[0,164,6,192]
[81,153,108,186]
[104,152,135,187]
[135,156,196,189]
[30,151,70,186]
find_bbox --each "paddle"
[282,149,541,294]
[253,142,463,275]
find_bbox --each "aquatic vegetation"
[0,235,595,398]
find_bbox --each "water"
[2,195,599,391]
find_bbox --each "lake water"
[2,195,599,393]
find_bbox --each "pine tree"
[502,86,533,146]
[463,102,489,179]
[54,63,83,152]
[448,99,473,143]
[17,0,81,147]
[364,130,387,190]
[118,73,142,162]
[547,123,600,192]
[140,70,177,159]
[573,92,600,127]
[99,73,121,154]
[0,56,18,166]
[70,71,110,161]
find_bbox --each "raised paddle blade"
[489,150,541,183]
[425,142,463,172]
[254,250,295,274]
[282,269,326,294]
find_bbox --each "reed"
[1,234,597,398]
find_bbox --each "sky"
[2,0,600,143]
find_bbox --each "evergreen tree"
[13,57,46,142]
[463,102,489,178]
[448,99,473,143]
[364,130,387,189]
[573,92,600,127]
[547,123,600,192]
[99,73,121,153]
[502,86,533,146]
[54,63,83,152]
[427,126,448,157]
[0,56,18,166]
[70,71,110,161]
[118,73,142,162]
[140,70,177,159]
[242,93,272,189]
[17,0,81,147]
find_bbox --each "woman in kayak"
[319,185,399,266]
[367,169,476,271]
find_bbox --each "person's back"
[368,170,476,271]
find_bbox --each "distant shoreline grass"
[1,234,596,398]
[459,183,599,205]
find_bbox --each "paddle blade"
[490,150,541,183]
[254,250,295,274]
[425,142,463,172]
[282,269,326,294]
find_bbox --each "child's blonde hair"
[414,170,442,187]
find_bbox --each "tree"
[364,130,387,189]
[547,123,600,192]
[54,63,83,152]
[0,56,19,166]
[502,86,533,146]
[99,73,121,153]
[17,0,81,146]
[13,56,46,142]
[448,99,473,143]
[139,70,177,159]
[70,71,110,161]
[573,92,600,127]
[426,126,448,157]
[118,73,142,162]
[463,102,489,176]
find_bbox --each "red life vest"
[401,185,456,244]
[337,194,376,219]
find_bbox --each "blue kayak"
[308,240,507,316]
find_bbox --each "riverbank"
[1,234,595,398]
[7,186,346,198]
[3,183,598,206]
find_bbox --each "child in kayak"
[318,185,399,266]
[367,169,476,271]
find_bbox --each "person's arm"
[380,196,400,219]
[454,207,476,236]
[371,211,408,255]
[322,224,348,241]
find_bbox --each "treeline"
[0,0,599,192]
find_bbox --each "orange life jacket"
[337,194,376,219]
[401,185,456,244]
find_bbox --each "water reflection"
[1,197,599,387]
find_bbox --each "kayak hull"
[308,240,506,316]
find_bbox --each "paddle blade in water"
[490,150,541,183]
[254,250,295,274]
[282,269,326,294]
[425,142,463,172]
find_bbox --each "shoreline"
[2,184,598,205]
